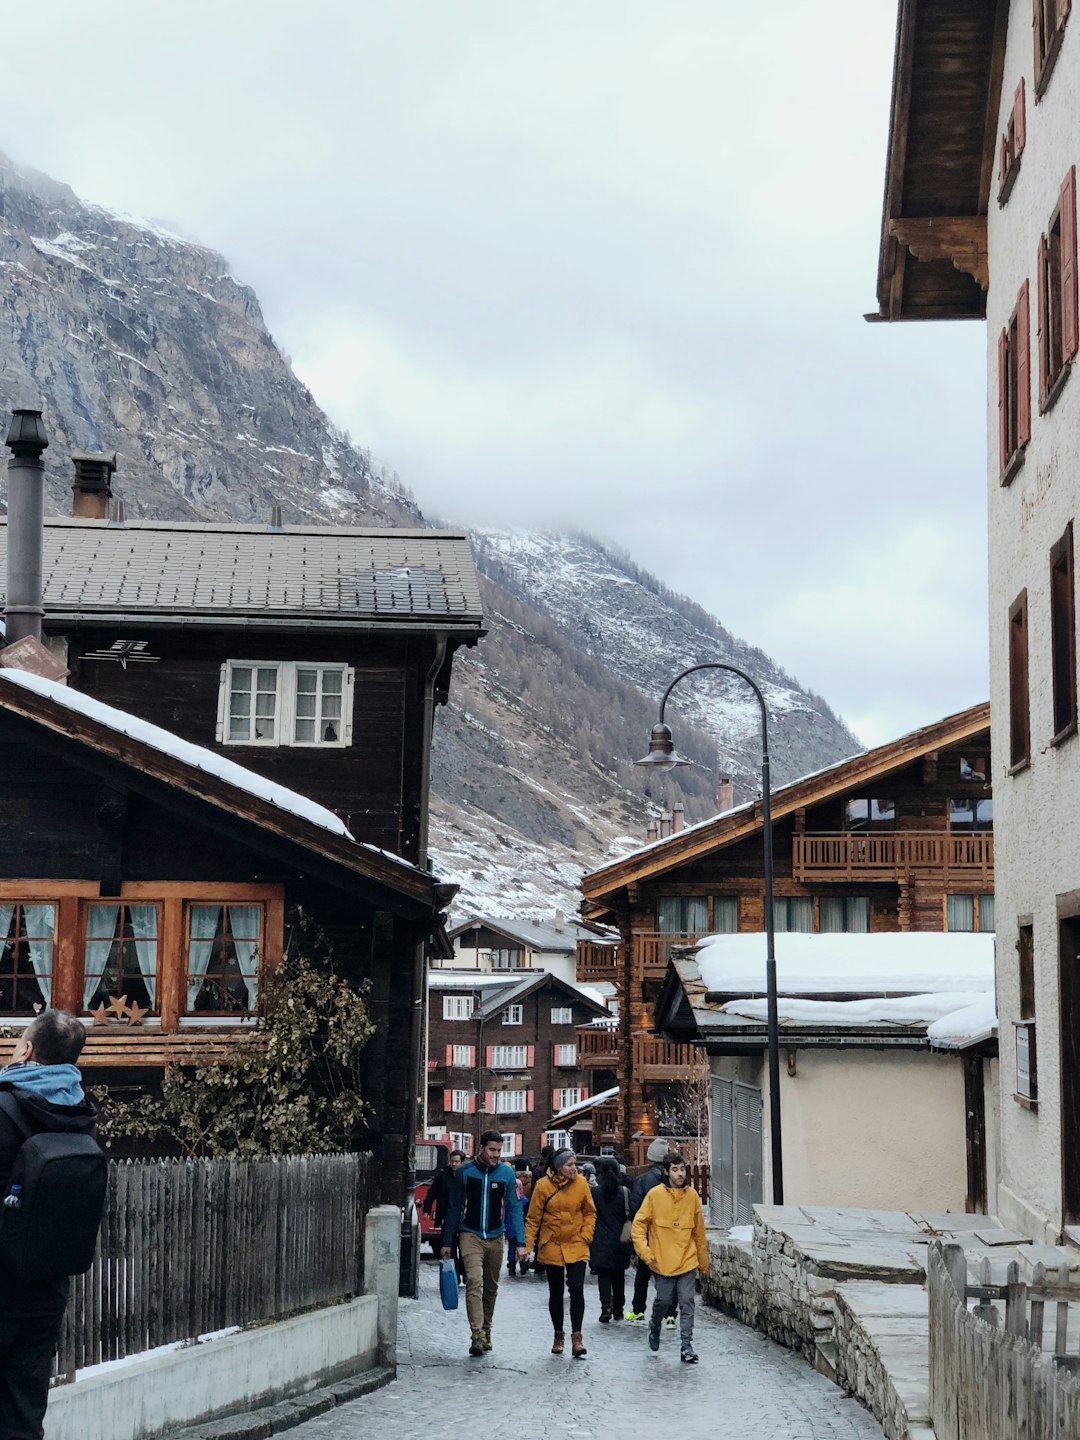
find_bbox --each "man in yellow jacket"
[631,1151,708,1363]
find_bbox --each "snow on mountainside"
[0,151,864,918]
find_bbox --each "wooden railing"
[632,1035,700,1076]
[929,1240,1080,1439]
[592,1102,618,1137]
[793,831,994,882]
[632,933,698,977]
[577,1023,619,1066]
[576,939,623,982]
[53,1152,372,1383]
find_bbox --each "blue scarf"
[0,1062,85,1105]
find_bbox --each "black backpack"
[0,1093,108,1282]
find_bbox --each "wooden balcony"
[576,939,622,983]
[792,831,994,883]
[592,1102,618,1138]
[632,933,699,978]
[632,1035,701,1080]
[576,1023,619,1068]
[0,1028,250,1070]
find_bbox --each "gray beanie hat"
[646,1138,669,1163]
[550,1147,575,1173]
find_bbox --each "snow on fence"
[929,1240,1080,1439]
[52,1152,373,1384]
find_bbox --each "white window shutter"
[343,666,355,745]
[215,663,229,743]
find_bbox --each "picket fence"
[53,1152,373,1383]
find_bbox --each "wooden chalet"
[578,703,993,1162]
[0,666,453,1203]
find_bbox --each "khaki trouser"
[458,1232,503,1336]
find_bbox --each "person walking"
[631,1151,708,1364]
[625,1138,673,1322]
[442,1131,525,1358]
[525,1148,596,1358]
[589,1157,632,1323]
[422,1148,465,1283]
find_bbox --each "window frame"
[1038,169,1078,415]
[998,76,1026,204]
[217,661,354,749]
[553,1042,578,1067]
[1034,0,1071,98]
[1016,922,1038,1105]
[999,283,1032,482]
[1009,590,1031,771]
[550,1006,574,1026]
[442,994,475,1022]
[0,902,57,1018]
[1051,523,1078,741]
[501,1003,523,1026]
[945,894,996,933]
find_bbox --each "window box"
[217,662,354,748]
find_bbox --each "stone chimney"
[717,775,734,813]
[659,815,671,839]
[646,820,658,842]
[554,909,564,932]
[4,409,49,644]
[71,452,117,519]
[672,803,684,833]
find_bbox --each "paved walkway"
[290,1263,883,1439]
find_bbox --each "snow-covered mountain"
[0,151,864,917]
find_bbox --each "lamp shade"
[633,722,692,770]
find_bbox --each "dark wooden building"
[578,704,994,1162]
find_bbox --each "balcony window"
[711,896,739,933]
[773,897,814,933]
[946,895,995,933]
[818,897,870,934]
[84,903,158,1014]
[0,904,55,1015]
[657,896,708,935]
[492,948,525,970]
[844,798,896,829]
[949,799,994,832]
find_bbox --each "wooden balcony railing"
[592,1102,618,1138]
[632,933,698,978]
[577,1024,619,1066]
[792,831,994,882]
[632,1035,701,1078]
[576,939,622,983]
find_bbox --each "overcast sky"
[0,1,987,747]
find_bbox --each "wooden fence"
[53,1152,373,1383]
[929,1240,1080,1439]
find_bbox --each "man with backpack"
[0,1008,103,1439]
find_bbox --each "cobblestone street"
[290,1263,884,1440]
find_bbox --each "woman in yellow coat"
[525,1148,596,1358]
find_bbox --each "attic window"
[218,662,354,748]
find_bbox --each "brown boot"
[551,1330,565,1355]
[571,1331,587,1359]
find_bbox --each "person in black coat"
[423,1149,465,1280]
[589,1158,632,1322]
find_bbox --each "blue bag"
[439,1257,459,1310]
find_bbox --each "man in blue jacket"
[442,1130,525,1357]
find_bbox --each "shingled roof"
[0,519,483,628]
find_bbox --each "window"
[949,798,994,831]
[773,897,814,933]
[488,1044,530,1069]
[711,896,739,933]
[550,1006,573,1025]
[492,948,525,970]
[999,283,1032,478]
[450,1044,475,1067]
[84,903,158,1014]
[490,1090,529,1114]
[818,897,871,934]
[502,1004,523,1025]
[1009,591,1031,768]
[657,896,708,935]
[1052,523,1078,737]
[1035,0,1071,95]
[186,904,261,1014]
[946,895,995,933]
[844,798,896,829]
[1016,923,1037,1102]
[998,77,1026,203]
[0,905,55,1015]
[1038,171,1078,412]
[500,1134,522,1157]
[544,1129,571,1150]
[556,1087,585,1109]
[442,994,475,1021]
[451,1089,473,1112]
[959,756,988,781]
[219,662,353,748]
[449,1131,474,1156]
[553,1043,577,1066]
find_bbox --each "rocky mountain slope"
[0,151,863,915]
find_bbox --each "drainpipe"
[4,410,49,644]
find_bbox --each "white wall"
[986,9,1080,1242]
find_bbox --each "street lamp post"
[634,662,784,1205]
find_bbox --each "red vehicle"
[415,1137,453,1253]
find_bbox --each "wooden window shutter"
[516,1134,523,1156]
[445,1044,454,1066]
[342,667,355,746]
[443,1089,453,1111]
[215,663,229,743]
[467,1093,477,1114]
[468,1045,476,1067]
[998,328,1009,473]
[1062,166,1079,361]
[1038,233,1050,405]
[484,1091,495,1113]
[1015,77,1027,155]
[1061,0,1073,28]
[999,136,1008,188]
[526,1090,535,1112]
[526,1045,535,1067]
[581,1086,589,1101]
[1017,280,1032,445]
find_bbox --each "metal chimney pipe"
[672,802,685,833]
[4,409,49,644]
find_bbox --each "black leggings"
[546,1259,586,1332]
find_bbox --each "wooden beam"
[888,217,988,289]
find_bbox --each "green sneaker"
[625,1309,644,1322]
[664,1315,677,1329]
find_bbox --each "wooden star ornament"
[89,1001,111,1026]
[106,995,130,1021]
[125,1000,149,1027]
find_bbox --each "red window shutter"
[485,1046,494,1067]
[1034,0,1043,82]
[526,1090,535,1112]
[484,1091,496,1113]
[1062,166,1079,361]
[516,1135,523,1156]
[1017,280,1032,445]
[445,1044,453,1066]
[468,1046,476,1067]
[443,1089,453,1111]
[467,1094,477,1115]
[1015,78,1027,155]
[1038,233,1049,405]
[998,328,1009,472]
[526,1045,535,1067]
[581,1086,589,1101]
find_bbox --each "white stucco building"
[876,0,1080,1241]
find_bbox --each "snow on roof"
[426,970,529,990]
[721,991,991,1029]
[549,1085,619,1123]
[927,992,998,1049]
[696,931,995,997]
[0,667,354,842]
[449,914,593,952]
[570,983,612,1010]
